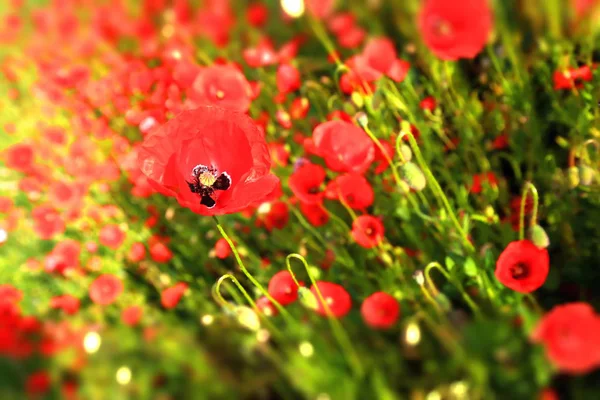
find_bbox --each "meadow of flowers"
[1,0,600,398]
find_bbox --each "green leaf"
[445,256,455,271]
[464,258,478,277]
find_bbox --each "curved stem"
[212,216,292,320]
[519,182,539,240]
[398,123,475,253]
[286,254,364,376]
[212,273,257,312]
[424,262,481,315]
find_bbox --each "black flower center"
[187,164,231,209]
[509,262,529,280]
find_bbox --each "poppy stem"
[519,182,539,240]
[212,273,256,312]
[424,262,481,316]
[212,216,293,321]
[398,123,475,253]
[286,254,364,376]
[212,274,281,335]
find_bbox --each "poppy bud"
[298,287,318,310]
[567,166,580,188]
[234,306,261,331]
[579,165,595,186]
[400,162,426,191]
[529,224,550,249]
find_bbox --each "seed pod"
[400,162,426,191]
[529,224,550,249]
[579,165,595,186]
[567,166,580,189]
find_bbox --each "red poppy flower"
[351,215,385,248]
[553,65,593,90]
[306,0,335,19]
[246,3,268,27]
[532,302,600,374]
[361,292,400,329]
[50,295,80,315]
[420,96,437,112]
[127,242,146,262]
[161,282,188,309]
[4,143,34,173]
[188,65,252,112]
[329,173,374,209]
[26,371,51,395]
[470,172,498,194]
[258,201,290,231]
[89,274,123,305]
[139,106,279,215]
[311,281,352,318]
[313,120,375,174]
[214,238,231,259]
[289,163,326,204]
[276,63,301,94]
[149,241,173,263]
[495,240,549,293]
[268,271,300,306]
[418,0,492,61]
[31,205,65,240]
[257,296,278,316]
[121,305,143,326]
[99,224,126,250]
[300,201,330,227]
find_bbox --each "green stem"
[212,216,292,320]
[286,254,364,376]
[424,262,481,316]
[397,124,475,253]
[212,273,257,312]
[519,182,539,240]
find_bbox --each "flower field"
[1,0,600,398]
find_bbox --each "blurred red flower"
[313,120,375,174]
[268,271,300,306]
[4,143,34,173]
[276,64,301,94]
[122,305,143,326]
[300,202,329,227]
[26,371,51,396]
[532,302,600,374]
[99,224,126,250]
[50,295,80,315]
[139,107,279,215]
[495,240,549,293]
[89,274,123,305]
[289,163,326,204]
[188,65,251,112]
[311,281,352,318]
[32,205,65,240]
[418,0,492,61]
[214,238,231,259]
[470,172,498,194]
[361,292,400,329]
[328,173,374,210]
[351,215,385,248]
[161,282,188,309]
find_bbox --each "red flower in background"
[532,302,600,374]
[26,371,51,396]
[4,143,34,173]
[122,305,143,326]
[361,292,400,329]
[50,295,80,315]
[161,282,188,309]
[495,240,549,293]
[553,65,593,90]
[418,0,492,61]
[356,37,411,83]
[327,173,374,209]
[470,172,498,194]
[268,271,300,306]
[276,64,301,94]
[311,281,352,318]
[300,202,330,227]
[32,205,65,240]
[289,163,326,204]
[99,224,126,250]
[188,65,252,112]
[214,238,231,259]
[312,120,375,174]
[351,215,385,248]
[139,107,279,215]
[89,274,123,305]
